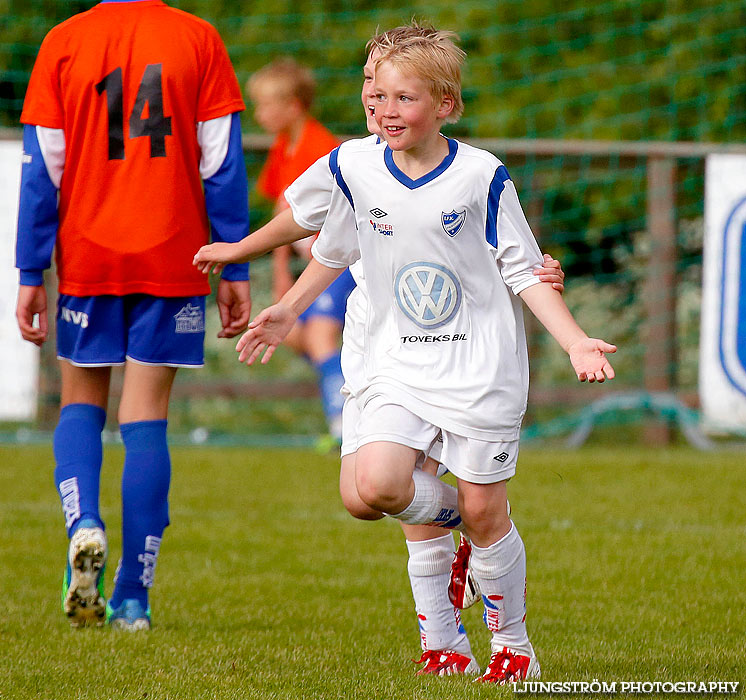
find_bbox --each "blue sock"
[314,352,345,438]
[110,420,170,610]
[53,403,106,537]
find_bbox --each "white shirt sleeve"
[284,154,335,231]
[310,179,360,268]
[494,180,544,295]
[197,115,232,179]
[36,126,65,189]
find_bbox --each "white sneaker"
[62,524,107,628]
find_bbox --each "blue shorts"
[56,294,206,367]
[298,268,356,325]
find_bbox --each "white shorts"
[357,395,518,484]
[340,391,362,458]
[341,391,444,469]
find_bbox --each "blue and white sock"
[110,420,170,610]
[407,534,472,654]
[470,522,531,654]
[387,470,466,533]
[53,403,106,537]
[314,352,345,439]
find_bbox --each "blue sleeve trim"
[16,124,58,279]
[20,270,44,286]
[328,146,340,176]
[328,145,354,211]
[203,113,250,281]
[485,165,511,248]
[335,168,355,212]
[220,264,250,282]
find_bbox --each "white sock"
[406,534,472,655]
[469,522,531,654]
[387,470,466,532]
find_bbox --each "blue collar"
[383,137,458,189]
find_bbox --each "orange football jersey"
[21,0,245,296]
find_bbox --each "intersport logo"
[394,262,462,329]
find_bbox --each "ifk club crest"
[394,262,462,330]
[719,195,746,396]
[441,209,467,237]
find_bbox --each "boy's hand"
[216,279,252,338]
[236,303,299,365]
[533,254,565,293]
[193,242,240,274]
[16,284,48,346]
[567,337,617,383]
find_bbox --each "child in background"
[249,58,351,442]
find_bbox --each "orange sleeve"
[195,23,245,122]
[20,30,65,128]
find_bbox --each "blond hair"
[374,32,465,124]
[366,19,444,56]
[247,57,316,110]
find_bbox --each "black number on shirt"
[129,64,172,157]
[95,67,124,160]
[95,64,172,160]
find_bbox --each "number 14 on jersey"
[95,63,172,160]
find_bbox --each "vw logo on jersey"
[394,262,462,329]
[719,196,746,396]
[441,209,467,237]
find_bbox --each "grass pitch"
[0,444,744,699]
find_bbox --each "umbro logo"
[493,452,510,463]
[369,207,388,218]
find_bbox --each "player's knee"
[461,501,511,544]
[340,488,384,521]
[303,321,341,364]
[338,470,380,519]
[355,468,404,513]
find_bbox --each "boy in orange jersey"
[16,0,251,631]
[248,58,352,442]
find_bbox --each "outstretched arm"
[194,209,316,274]
[519,283,616,382]
[236,259,344,365]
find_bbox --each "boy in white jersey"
[198,27,476,673]
[208,32,616,683]
[197,25,564,675]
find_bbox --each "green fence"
[2,1,745,443]
[3,1,745,140]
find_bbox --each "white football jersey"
[310,137,544,441]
